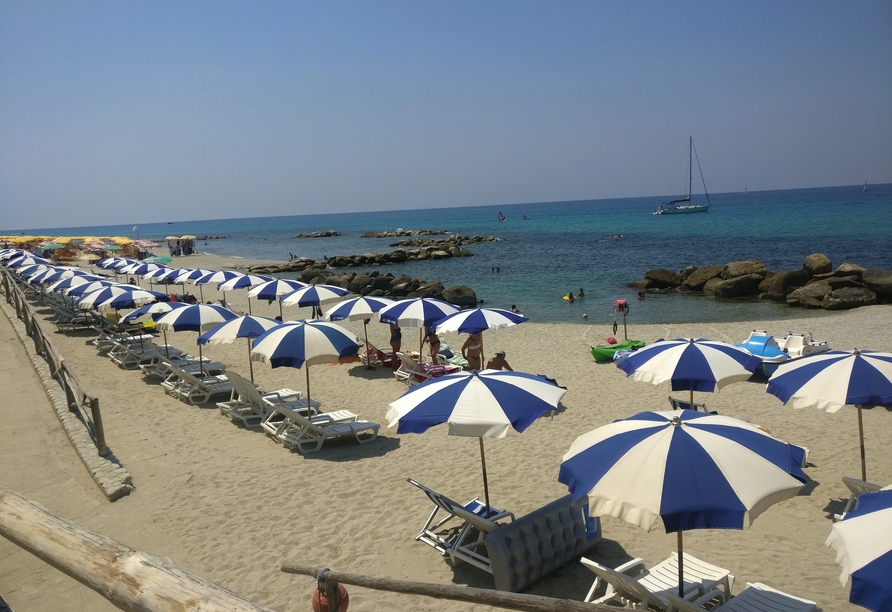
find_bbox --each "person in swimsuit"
[424,325,441,364]
[462,332,483,370]
[486,350,513,371]
[389,323,402,370]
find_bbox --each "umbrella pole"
[163,330,169,358]
[199,342,205,377]
[247,339,254,384]
[857,404,867,481]
[279,301,283,321]
[623,312,628,341]
[247,295,252,315]
[305,367,311,414]
[690,389,694,411]
[479,437,491,518]
[199,286,204,303]
[677,531,685,598]
[363,321,373,370]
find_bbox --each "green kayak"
[591,340,646,363]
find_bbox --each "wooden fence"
[0,268,107,456]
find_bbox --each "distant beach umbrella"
[434,307,529,364]
[27,267,79,285]
[826,486,892,612]
[47,274,104,294]
[559,409,806,598]
[0,248,25,260]
[620,337,761,410]
[387,369,566,517]
[78,286,167,312]
[195,269,244,287]
[172,268,215,301]
[217,273,273,315]
[143,255,173,264]
[280,284,350,319]
[121,301,190,357]
[65,279,121,298]
[251,320,359,411]
[155,304,240,375]
[198,315,280,382]
[247,279,308,320]
[6,255,51,269]
[378,297,460,355]
[18,264,52,280]
[767,349,892,481]
[325,296,396,369]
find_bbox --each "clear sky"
[2,1,891,230]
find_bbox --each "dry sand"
[1,252,890,612]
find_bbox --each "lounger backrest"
[407,478,457,516]
[225,372,255,403]
[842,476,882,496]
[581,559,664,609]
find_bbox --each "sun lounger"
[668,396,710,412]
[666,581,818,612]
[109,341,184,370]
[275,410,379,453]
[834,476,883,521]
[395,352,461,386]
[160,362,233,405]
[217,371,306,427]
[582,552,734,611]
[406,478,515,565]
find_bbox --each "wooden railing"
[0,269,107,456]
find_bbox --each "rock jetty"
[629,253,891,311]
[389,235,499,248]
[295,230,341,238]
[250,267,479,308]
[362,229,449,238]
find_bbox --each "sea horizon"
[4,183,891,327]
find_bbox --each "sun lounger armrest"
[614,557,647,575]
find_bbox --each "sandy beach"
[1,252,890,612]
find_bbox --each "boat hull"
[653,204,711,215]
[591,340,645,363]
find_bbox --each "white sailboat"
[654,137,712,215]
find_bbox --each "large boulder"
[411,281,445,299]
[764,269,809,301]
[862,268,892,298]
[389,275,412,288]
[682,264,723,291]
[441,285,478,309]
[803,253,832,276]
[370,276,394,291]
[722,259,768,280]
[644,268,682,289]
[822,287,878,310]
[786,280,832,308]
[300,268,329,283]
[702,277,723,295]
[347,273,374,293]
[713,274,763,299]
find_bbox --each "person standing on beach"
[389,323,401,370]
[462,332,483,370]
[424,325,441,364]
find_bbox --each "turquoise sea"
[5,184,891,326]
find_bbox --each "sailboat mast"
[687,136,693,200]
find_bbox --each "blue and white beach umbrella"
[195,269,243,287]
[251,320,360,409]
[767,349,892,482]
[155,303,240,373]
[6,255,51,269]
[121,300,189,324]
[77,285,163,311]
[378,297,459,328]
[47,274,104,294]
[280,284,350,315]
[433,307,529,335]
[559,409,806,597]
[217,273,272,315]
[326,296,396,367]
[387,369,567,516]
[826,487,892,612]
[198,314,280,382]
[620,337,761,409]
[65,279,119,298]
[172,268,215,301]
[247,279,308,319]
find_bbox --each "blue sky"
[2,1,890,230]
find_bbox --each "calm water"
[6,184,891,326]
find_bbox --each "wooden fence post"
[89,397,108,457]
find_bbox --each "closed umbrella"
[325,296,395,370]
[378,297,459,357]
[280,284,350,319]
[767,349,892,481]
[250,320,359,412]
[620,338,761,410]
[155,304,239,374]
[826,486,892,612]
[387,369,566,516]
[198,315,280,383]
[559,409,806,598]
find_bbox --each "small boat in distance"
[498,211,506,221]
[864,181,868,192]
[654,137,712,215]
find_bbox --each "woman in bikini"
[462,332,483,370]
[389,323,402,370]
[424,325,441,364]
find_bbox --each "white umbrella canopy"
[378,297,460,357]
[325,296,396,369]
[198,315,280,383]
[280,284,351,319]
[247,279,308,320]
[155,303,240,375]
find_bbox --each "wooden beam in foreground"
[282,563,613,612]
[0,485,276,612]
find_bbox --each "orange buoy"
[312,584,349,612]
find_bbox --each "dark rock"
[441,285,477,309]
[803,253,832,276]
[644,268,682,289]
[822,287,878,310]
[680,266,698,282]
[835,263,865,277]
[389,275,412,288]
[787,280,833,308]
[413,281,445,298]
[765,269,810,301]
[702,277,723,295]
[370,276,393,291]
[300,269,328,283]
[722,259,768,280]
[713,274,763,298]
[863,268,892,297]
[682,264,723,291]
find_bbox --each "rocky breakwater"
[362,228,449,238]
[267,268,479,309]
[629,253,892,311]
[295,230,341,238]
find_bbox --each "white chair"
[394,352,432,386]
[160,363,233,405]
[834,476,883,521]
[406,478,514,573]
[668,396,709,412]
[666,581,818,612]
[217,371,307,428]
[581,553,734,611]
[275,410,379,453]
